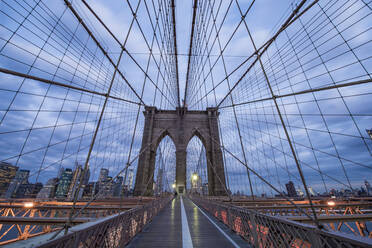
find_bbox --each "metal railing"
[191,196,372,248]
[11,196,173,248]
[0,199,148,245]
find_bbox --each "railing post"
[309,228,322,247]
[72,232,81,247]
[227,206,232,230]
[249,211,260,248]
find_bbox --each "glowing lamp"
[327,201,336,207]
[24,202,34,208]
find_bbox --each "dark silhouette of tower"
[285,181,298,197]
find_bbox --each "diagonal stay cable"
[215,0,319,109]
[125,0,178,107]
[64,0,146,106]
[187,0,235,106]
[239,0,322,229]
[219,78,372,109]
[123,0,166,189]
[81,0,177,108]
[48,128,165,240]
[188,0,256,107]
[192,0,320,109]
[207,0,255,198]
[195,127,318,223]
[0,67,142,106]
[184,0,198,107]
[63,0,144,234]
[171,0,181,107]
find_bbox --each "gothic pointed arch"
[134,106,226,196]
[154,129,177,152]
[186,135,209,195]
[186,128,210,151]
[153,134,176,195]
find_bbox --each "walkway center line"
[180,196,193,248]
[191,200,240,248]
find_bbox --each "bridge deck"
[127,196,248,248]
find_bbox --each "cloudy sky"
[0,0,371,196]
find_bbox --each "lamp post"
[192,174,198,181]
[191,173,198,193]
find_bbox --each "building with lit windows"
[4,169,29,198]
[17,182,43,198]
[55,168,73,199]
[37,178,59,199]
[0,162,18,197]
[67,164,90,200]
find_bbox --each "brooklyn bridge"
[0,0,371,247]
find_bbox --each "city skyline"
[3,158,372,200]
[0,161,135,200]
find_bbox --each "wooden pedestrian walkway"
[127,196,248,248]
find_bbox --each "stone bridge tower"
[133,106,226,196]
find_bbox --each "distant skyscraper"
[0,162,18,197]
[285,181,297,197]
[308,187,317,196]
[99,176,113,198]
[67,164,83,200]
[98,168,109,183]
[365,180,372,196]
[83,166,90,186]
[4,169,29,198]
[16,170,29,184]
[32,183,44,197]
[67,163,90,200]
[18,182,43,198]
[55,168,73,198]
[57,167,64,179]
[78,165,90,199]
[37,178,59,199]
[296,187,304,197]
[330,188,337,196]
[83,182,97,198]
[97,168,111,197]
[113,176,123,197]
[125,169,134,190]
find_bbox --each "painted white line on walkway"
[191,201,240,248]
[180,196,193,248]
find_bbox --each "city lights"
[327,201,336,207]
[23,202,34,208]
[172,183,176,189]
[192,174,198,181]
